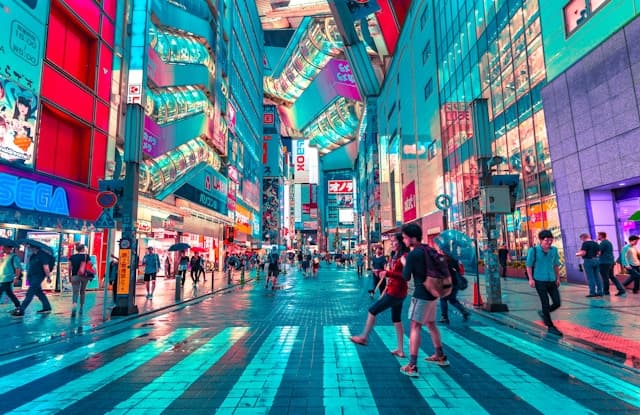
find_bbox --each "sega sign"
[328,180,354,194]
[0,172,69,215]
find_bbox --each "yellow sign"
[117,249,131,295]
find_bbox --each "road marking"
[440,327,594,414]
[0,328,152,392]
[375,326,489,414]
[473,326,640,409]
[323,325,378,415]
[106,327,249,414]
[217,326,299,413]
[5,328,199,415]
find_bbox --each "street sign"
[117,249,131,295]
[95,210,116,229]
[96,191,117,208]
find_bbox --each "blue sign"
[0,172,69,215]
[95,210,116,229]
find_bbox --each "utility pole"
[112,0,150,316]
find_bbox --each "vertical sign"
[116,249,131,295]
[402,180,417,222]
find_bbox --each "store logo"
[295,140,305,171]
[0,173,69,216]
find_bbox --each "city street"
[0,264,638,414]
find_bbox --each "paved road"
[0,264,638,414]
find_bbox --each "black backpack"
[416,244,453,298]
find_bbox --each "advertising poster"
[262,177,280,241]
[0,1,50,168]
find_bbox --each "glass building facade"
[435,0,561,261]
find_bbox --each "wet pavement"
[0,263,638,414]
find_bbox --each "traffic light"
[99,179,125,219]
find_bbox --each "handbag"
[80,254,95,280]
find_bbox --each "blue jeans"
[20,279,51,312]
[583,258,602,295]
[440,285,469,318]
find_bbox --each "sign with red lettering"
[328,180,354,194]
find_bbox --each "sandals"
[349,336,367,346]
[390,350,406,358]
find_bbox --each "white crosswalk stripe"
[472,326,640,408]
[5,328,199,415]
[439,326,594,414]
[375,326,490,414]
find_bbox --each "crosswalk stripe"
[106,327,250,414]
[216,326,299,413]
[323,326,378,415]
[374,326,489,414]
[5,328,199,415]
[0,328,152,393]
[472,326,640,409]
[440,327,593,413]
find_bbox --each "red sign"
[96,191,117,208]
[263,113,274,124]
[402,181,417,222]
[328,180,353,194]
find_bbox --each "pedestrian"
[439,253,470,324]
[189,252,203,290]
[498,244,510,279]
[355,250,365,277]
[108,255,119,304]
[576,233,603,297]
[164,255,172,279]
[622,235,640,294]
[178,250,189,287]
[142,246,160,299]
[370,246,387,298]
[350,233,409,357]
[12,246,53,316]
[597,231,625,296]
[68,244,94,316]
[302,251,311,278]
[0,244,22,312]
[312,250,320,277]
[266,247,280,289]
[527,229,563,336]
[400,223,449,376]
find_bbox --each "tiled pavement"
[0,263,638,414]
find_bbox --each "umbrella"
[17,238,54,255]
[0,237,19,248]
[190,246,207,253]
[168,242,190,252]
[629,210,640,221]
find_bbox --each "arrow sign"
[95,210,116,229]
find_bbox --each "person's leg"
[390,299,405,356]
[534,280,553,327]
[599,263,611,294]
[150,274,156,296]
[34,285,51,310]
[71,275,80,313]
[409,321,422,362]
[584,261,597,295]
[439,297,449,322]
[607,264,625,293]
[1,283,20,308]
[19,285,37,312]
[591,261,603,295]
[500,261,507,278]
[548,282,561,313]
[79,277,89,312]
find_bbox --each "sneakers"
[424,354,450,366]
[615,290,626,296]
[400,364,419,377]
[36,309,52,314]
[462,312,470,322]
[547,326,563,337]
[439,317,450,324]
[11,309,24,317]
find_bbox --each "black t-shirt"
[190,256,202,270]
[402,247,437,301]
[581,240,600,259]
[27,251,52,282]
[498,248,509,263]
[70,253,88,275]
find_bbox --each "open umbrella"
[190,246,207,253]
[168,242,190,252]
[0,237,19,248]
[17,238,54,255]
[629,210,640,221]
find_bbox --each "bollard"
[240,268,245,284]
[175,275,182,301]
[227,268,232,285]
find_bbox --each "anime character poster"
[0,76,38,167]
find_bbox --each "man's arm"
[13,256,21,278]
[43,263,51,282]
[402,251,413,281]
[554,265,561,286]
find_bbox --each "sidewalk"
[460,274,640,368]
[0,268,261,354]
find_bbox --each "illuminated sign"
[117,249,131,295]
[295,140,305,172]
[0,172,69,215]
[328,180,354,194]
[402,181,417,222]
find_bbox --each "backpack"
[269,253,279,265]
[416,244,453,298]
[448,257,468,291]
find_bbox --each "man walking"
[576,233,602,297]
[400,223,449,377]
[498,244,510,279]
[597,232,625,296]
[0,244,22,312]
[12,246,53,316]
[526,229,563,336]
[142,247,160,299]
[622,235,640,294]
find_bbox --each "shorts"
[268,264,279,276]
[143,273,157,282]
[407,297,437,325]
[368,294,405,323]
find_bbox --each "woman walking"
[69,244,93,317]
[350,233,409,357]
